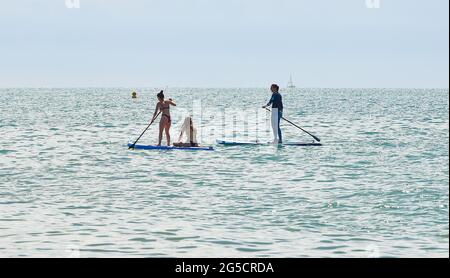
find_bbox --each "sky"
[0,0,448,88]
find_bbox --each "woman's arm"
[168,98,177,106]
[151,103,160,122]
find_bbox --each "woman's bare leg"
[157,120,164,146]
[165,121,171,146]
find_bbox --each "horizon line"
[0,86,449,90]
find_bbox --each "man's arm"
[262,95,274,108]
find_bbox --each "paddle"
[264,107,321,142]
[129,111,162,149]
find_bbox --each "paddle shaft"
[129,111,162,149]
[264,107,321,142]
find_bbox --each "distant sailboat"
[287,75,296,89]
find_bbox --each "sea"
[0,88,448,257]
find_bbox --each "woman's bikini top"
[160,102,171,122]
[160,102,170,112]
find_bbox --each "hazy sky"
[0,0,448,88]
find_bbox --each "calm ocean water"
[0,88,448,258]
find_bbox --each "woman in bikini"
[151,91,176,146]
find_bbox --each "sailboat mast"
[288,74,295,88]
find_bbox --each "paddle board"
[216,139,322,146]
[128,143,214,151]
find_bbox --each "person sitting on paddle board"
[262,84,283,144]
[151,90,176,146]
[173,116,199,147]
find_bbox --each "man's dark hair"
[271,84,280,92]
